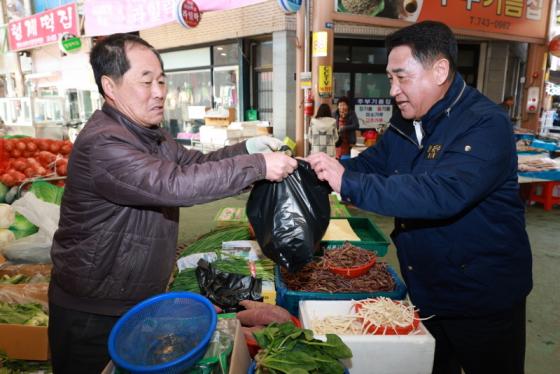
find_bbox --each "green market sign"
[59,33,82,53]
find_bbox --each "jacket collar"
[389,73,467,140]
[102,103,166,144]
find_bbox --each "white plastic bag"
[1,192,60,263]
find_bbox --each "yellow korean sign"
[312,31,328,57]
[318,65,332,98]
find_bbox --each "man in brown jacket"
[48,33,296,373]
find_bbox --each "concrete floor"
[179,194,559,374]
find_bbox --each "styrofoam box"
[199,125,242,145]
[299,300,435,374]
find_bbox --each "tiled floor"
[179,194,560,374]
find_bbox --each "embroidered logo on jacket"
[425,144,442,160]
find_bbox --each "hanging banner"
[7,3,78,51]
[353,98,393,130]
[336,0,550,41]
[84,0,267,36]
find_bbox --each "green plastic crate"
[321,217,390,257]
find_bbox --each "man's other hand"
[305,152,344,193]
[262,153,297,182]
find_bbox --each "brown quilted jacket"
[49,104,265,316]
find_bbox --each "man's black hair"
[90,33,164,98]
[385,21,458,80]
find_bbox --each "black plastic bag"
[246,159,331,273]
[195,259,262,313]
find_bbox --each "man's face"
[107,45,167,127]
[386,46,444,120]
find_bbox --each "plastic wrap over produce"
[246,159,331,273]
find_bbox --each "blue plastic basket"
[108,292,217,374]
[275,264,407,316]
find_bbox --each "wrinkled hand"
[305,152,344,193]
[246,136,284,154]
[262,152,298,182]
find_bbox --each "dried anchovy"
[321,242,377,268]
[281,261,395,293]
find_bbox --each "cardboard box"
[299,300,435,374]
[101,316,250,374]
[0,266,50,360]
[205,108,236,126]
[0,323,49,361]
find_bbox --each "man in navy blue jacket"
[307,21,531,374]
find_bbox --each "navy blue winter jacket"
[340,74,532,317]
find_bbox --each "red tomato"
[26,142,38,153]
[49,142,62,154]
[4,140,14,152]
[15,141,26,151]
[60,143,73,155]
[9,170,26,184]
[36,151,57,167]
[55,158,68,176]
[11,160,26,171]
[11,149,22,158]
[0,174,15,187]
[36,139,50,151]
[24,167,36,178]
[36,166,47,176]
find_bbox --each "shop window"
[213,44,239,66]
[355,73,390,98]
[256,71,273,124]
[334,72,351,98]
[213,67,239,113]
[163,69,212,137]
[352,46,387,65]
[334,45,351,63]
[252,40,273,124]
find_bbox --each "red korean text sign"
[8,3,79,52]
[336,0,551,42]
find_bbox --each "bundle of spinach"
[253,322,351,374]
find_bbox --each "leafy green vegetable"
[28,181,64,205]
[170,268,200,293]
[179,225,251,258]
[253,322,351,374]
[213,255,275,281]
[0,274,30,284]
[0,302,48,326]
[0,350,52,373]
[9,213,38,232]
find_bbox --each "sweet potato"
[236,304,292,326]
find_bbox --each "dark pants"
[423,300,526,374]
[48,302,120,374]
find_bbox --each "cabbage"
[9,213,38,239]
[28,181,64,205]
[10,213,37,232]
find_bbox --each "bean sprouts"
[310,297,423,336]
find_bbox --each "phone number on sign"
[469,17,511,30]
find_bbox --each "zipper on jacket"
[389,123,424,150]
